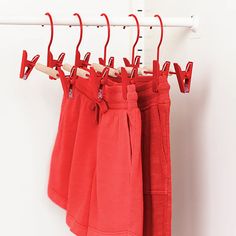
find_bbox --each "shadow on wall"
[170,68,210,236]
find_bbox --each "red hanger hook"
[154,14,164,62]
[100,13,110,65]
[44,12,65,79]
[45,12,54,57]
[73,13,83,53]
[128,14,140,65]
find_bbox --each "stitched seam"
[67,212,137,236]
[48,186,67,201]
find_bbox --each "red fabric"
[136,79,172,236]
[48,68,172,236]
[88,84,143,236]
[66,75,102,235]
[66,81,143,236]
[47,73,82,209]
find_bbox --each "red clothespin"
[161,61,171,79]
[123,55,141,68]
[97,67,110,100]
[100,67,110,85]
[76,52,91,68]
[107,56,115,68]
[99,56,115,67]
[45,12,65,80]
[68,66,78,82]
[57,66,78,98]
[19,50,40,80]
[170,62,193,93]
[73,13,91,68]
[67,66,78,98]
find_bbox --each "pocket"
[126,113,133,166]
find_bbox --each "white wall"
[0,1,136,235]
[144,1,236,236]
[1,0,235,236]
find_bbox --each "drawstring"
[91,100,108,123]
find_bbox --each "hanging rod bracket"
[190,15,199,33]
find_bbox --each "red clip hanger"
[123,14,141,68]
[99,13,115,68]
[152,14,194,94]
[143,15,170,91]
[154,14,171,80]
[170,62,193,93]
[45,12,65,80]
[19,50,40,80]
[73,13,91,68]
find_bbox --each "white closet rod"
[0,16,198,31]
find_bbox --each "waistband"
[103,84,138,110]
[74,76,138,112]
[73,72,170,112]
[135,80,170,110]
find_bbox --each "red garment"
[48,66,172,236]
[66,77,143,236]
[47,70,82,209]
[66,71,104,235]
[136,78,172,236]
[88,84,143,236]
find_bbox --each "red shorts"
[89,84,143,236]
[136,79,172,236]
[66,76,101,235]
[47,74,82,209]
[67,82,143,236]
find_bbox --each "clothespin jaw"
[152,60,171,92]
[130,67,139,83]
[47,52,65,80]
[75,52,91,68]
[100,67,110,85]
[93,66,109,90]
[98,56,114,68]
[161,61,171,79]
[66,66,78,98]
[173,62,193,93]
[19,50,40,80]
[123,55,141,68]
[98,57,105,66]
[107,57,115,68]
[97,67,110,100]
[69,66,78,81]
[123,57,130,67]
